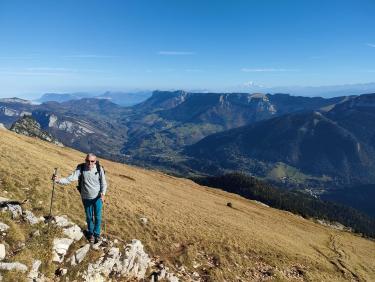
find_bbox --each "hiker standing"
[52,153,107,243]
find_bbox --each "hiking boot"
[88,235,95,244]
[94,236,101,244]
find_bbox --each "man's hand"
[51,174,59,182]
[101,193,105,203]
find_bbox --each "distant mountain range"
[36,91,152,106]
[121,91,349,165]
[2,90,375,217]
[0,91,359,172]
[235,82,375,98]
[36,92,93,103]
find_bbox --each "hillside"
[185,101,375,188]
[0,129,374,281]
[194,173,375,237]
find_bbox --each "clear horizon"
[1,0,375,98]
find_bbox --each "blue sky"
[0,0,374,98]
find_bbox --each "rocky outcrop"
[0,222,10,233]
[6,204,23,219]
[83,240,151,280]
[0,198,200,281]
[0,244,5,261]
[27,260,45,282]
[24,210,43,225]
[0,262,28,272]
[52,215,84,262]
[121,239,151,278]
[70,244,90,266]
[10,115,63,146]
[52,238,75,263]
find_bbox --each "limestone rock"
[83,247,122,281]
[150,262,180,282]
[63,224,83,241]
[61,268,68,276]
[52,238,74,263]
[91,241,102,251]
[0,244,5,261]
[54,215,72,228]
[70,244,90,266]
[24,210,41,225]
[27,260,45,282]
[0,222,9,233]
[0,262,28,272]
[121,239,151,279]
[7,204,23,219]
[55,268,68,276]
[140,217,148,225]
[54,215,83,240]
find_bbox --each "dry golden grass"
[0,129,374,281]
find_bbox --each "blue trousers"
[82,196,102,237]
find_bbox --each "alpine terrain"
[0,125,374,281]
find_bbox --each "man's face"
[85,156,96,169]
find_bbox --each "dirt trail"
[327,233,361,281]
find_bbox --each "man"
[52,153,107,243]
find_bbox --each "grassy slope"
[0,129,374,281]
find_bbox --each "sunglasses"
[86,160,96,163]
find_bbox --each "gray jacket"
[57,165,107,199]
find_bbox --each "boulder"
[24,210,41,225]
[7,204,22,219]
[27,260,45,282]
[52,238,74,263]
[0,222,9,233]
[54,215,72,228]
[83,247,122,281]
[55,268,68,276]
[140,217,148,225]
[121,239,151,279]
[63,224,83,241]
[150,262,180,282]
[0,262,28,272]
[70,244,90,266]
[0,244,5,261]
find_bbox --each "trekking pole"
[48,168,58,224]
[103,196,107,237]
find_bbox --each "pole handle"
[52,168,58,182]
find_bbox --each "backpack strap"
[96,161,104,195]
[76,163,85,194]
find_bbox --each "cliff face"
[10,115,63,147]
